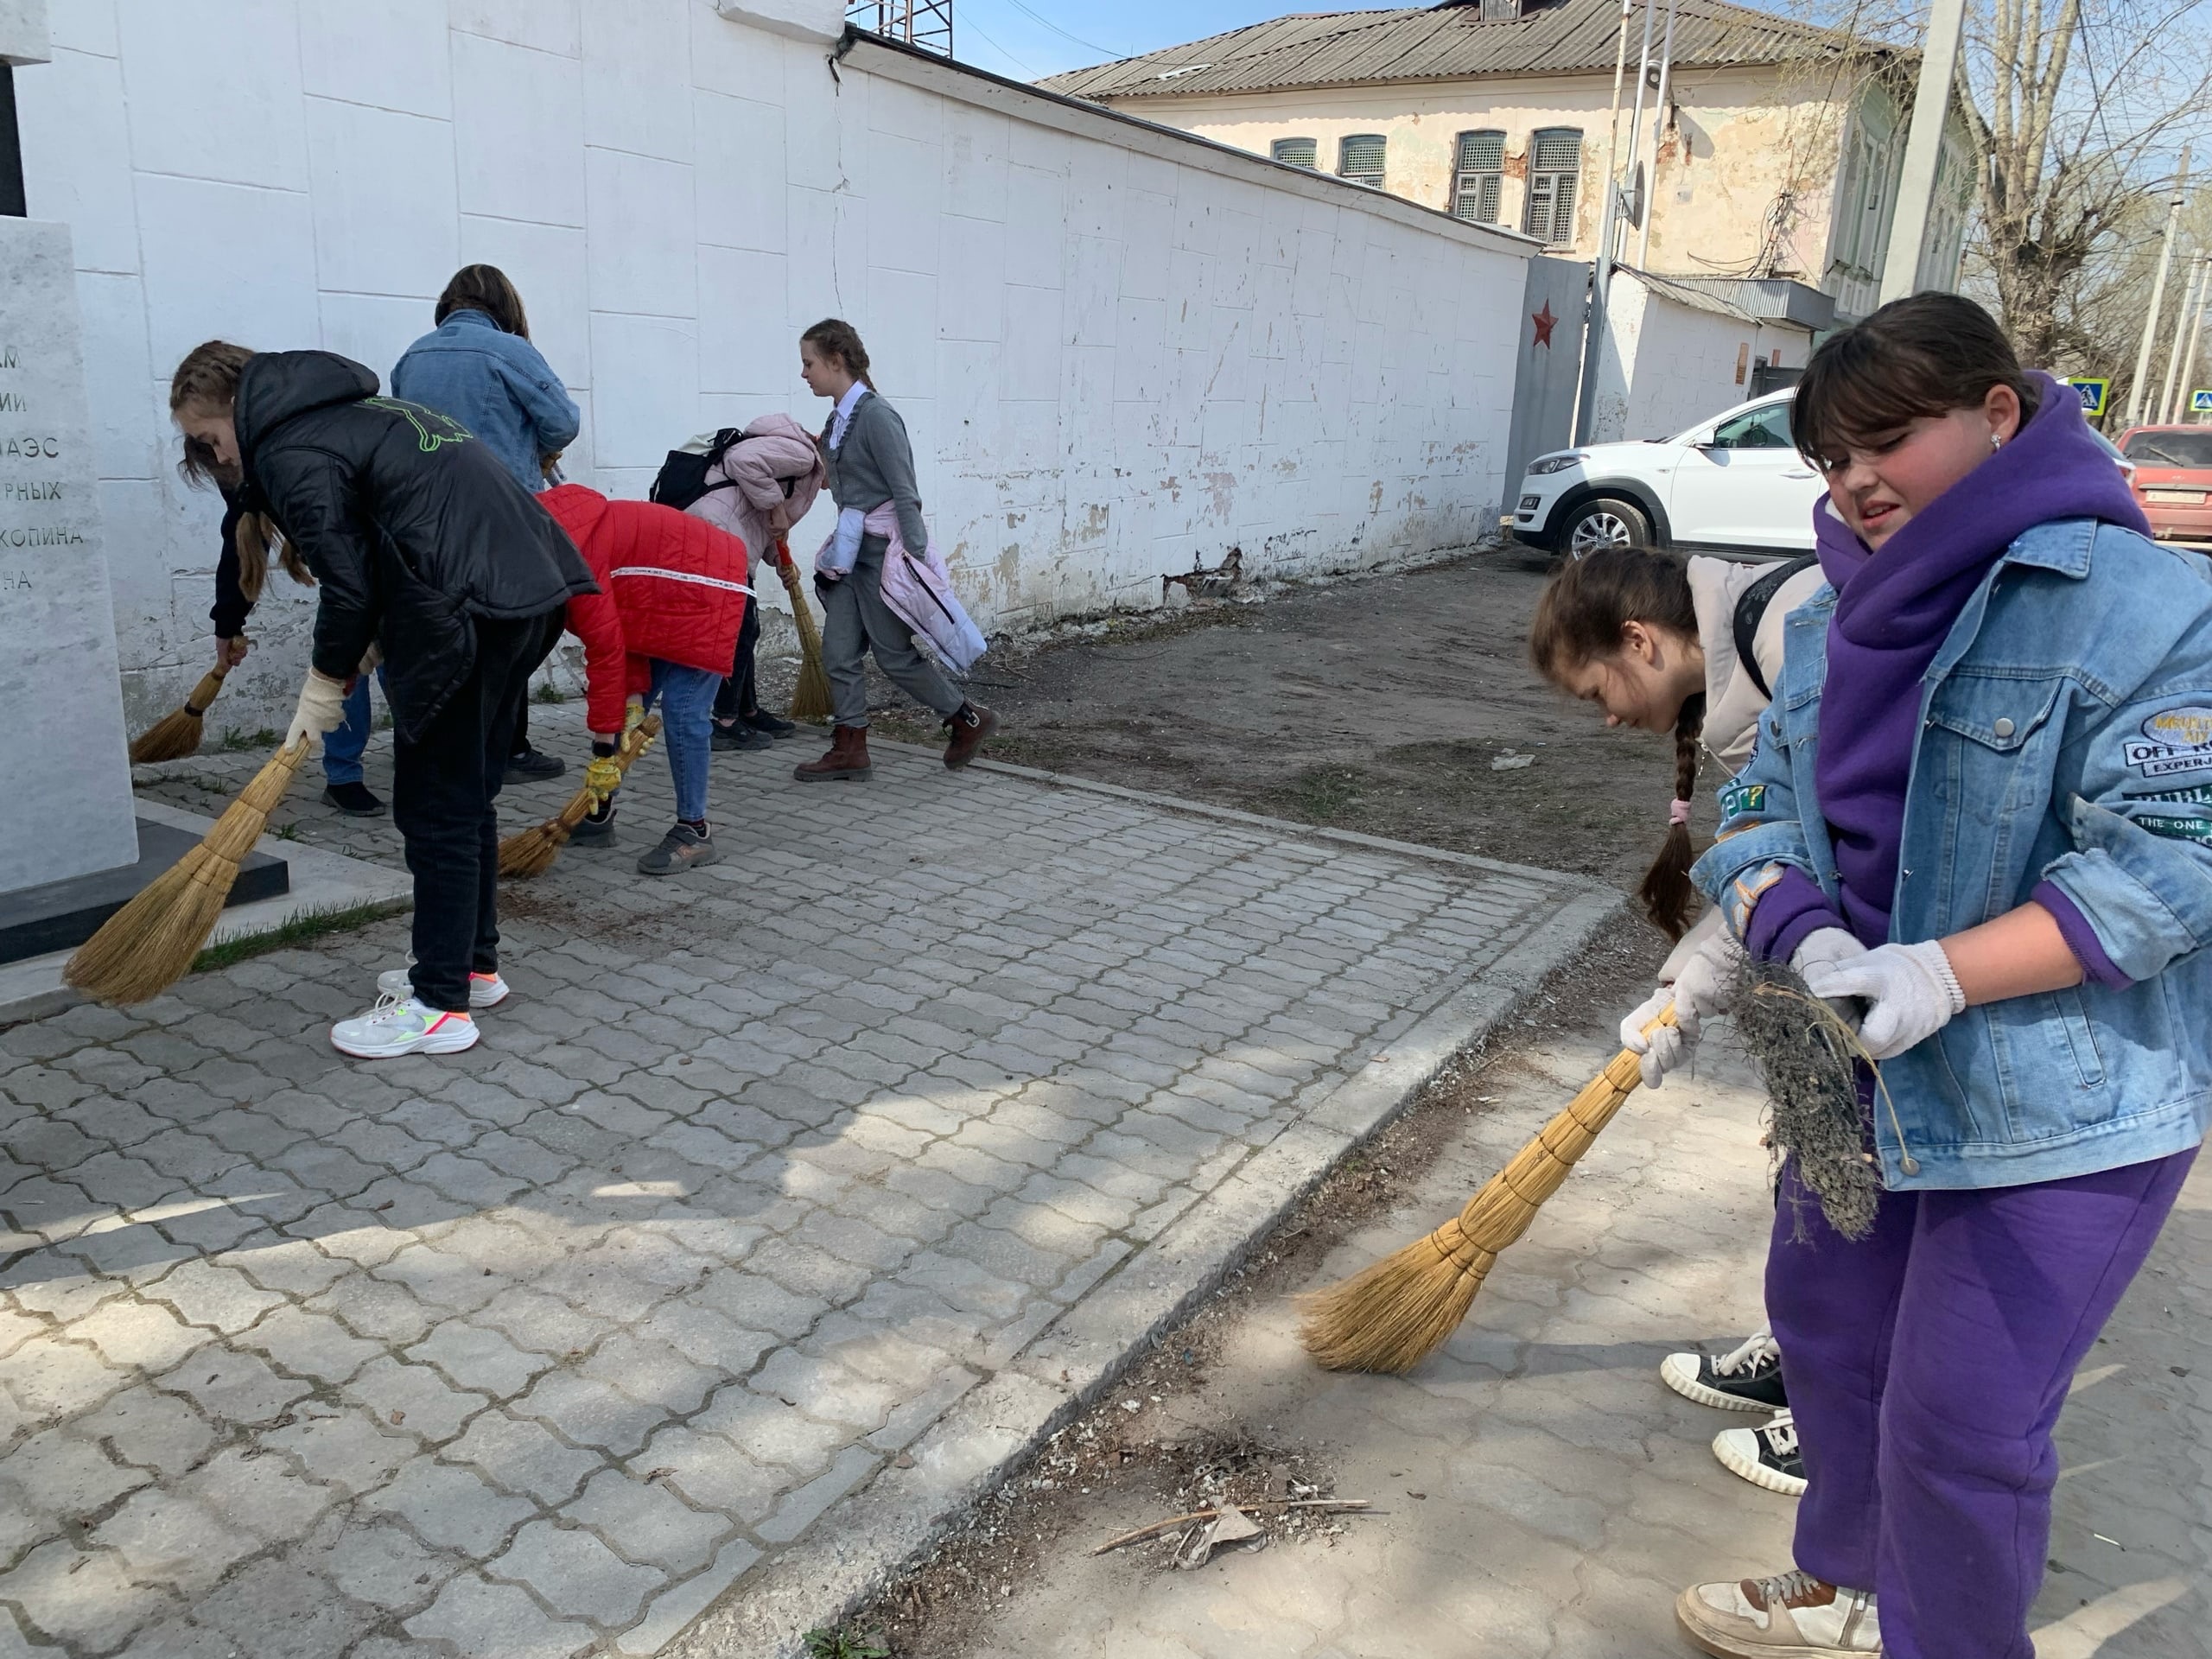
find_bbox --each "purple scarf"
[1751,372,2149,959]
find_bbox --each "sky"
[942,0,1392,83]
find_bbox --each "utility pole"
[1573,0,1637,447]
[1637,0,1676,269]
[2129,146,2192,426]
[2161,252,2206,424]
[1877,0,1968,305]
[2181,262,2211,423]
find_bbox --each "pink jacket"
[685,413,827,575]
[838,504,988,673]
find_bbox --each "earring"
[1990,434,2003,450]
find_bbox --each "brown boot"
[942,702,999,771]
[793,724,871,782]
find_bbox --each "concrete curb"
[666,870,1626,1657]
[870,736,1614,894]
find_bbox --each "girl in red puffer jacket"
[539,485,750,876]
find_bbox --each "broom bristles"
[776,542,835,723]
[496,715,661,879]
[1297,1020,1669,1374]
[66,739,308,1005]
[127,664,231,764]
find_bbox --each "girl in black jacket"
[169,342,595,1059]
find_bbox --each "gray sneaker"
[637,823,720,876]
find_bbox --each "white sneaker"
[1713,1408,1808,1497]
[331,996,480,1059]
[376,968,510,1008]
[1676,1568,1878,1656]
[1662,1325,1789,1412]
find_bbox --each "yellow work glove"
[284,670,349,751]
[623,698,645,739]
[583,755,623,810]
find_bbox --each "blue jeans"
[641,661,719,823]
[321,676,375,785]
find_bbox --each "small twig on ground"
[1092,1498,1374,1555]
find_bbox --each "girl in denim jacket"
[1669,295,2212,1658]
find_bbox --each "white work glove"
[1801,939,1966,1060]
[1620,930,1745,1089]
[284,670,349,751]
[1790,926,1872,1033]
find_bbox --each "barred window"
[1272,137,1318,170]
[1338,133,1387,188]
[1452,130,1504,223]
[1523,127,1583,245]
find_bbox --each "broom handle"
[1456,1010,1675,1236]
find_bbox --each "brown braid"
[1640,694,1706,939]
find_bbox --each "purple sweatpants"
[1768,1147,2195,1659]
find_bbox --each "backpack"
[647,428,745,511]
[1731,555,1819,701]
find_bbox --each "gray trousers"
[821,535,964,727]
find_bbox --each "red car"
[2118,425,2212,544]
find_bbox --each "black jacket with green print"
[234,351,595,741]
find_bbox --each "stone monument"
[0,4,285,967]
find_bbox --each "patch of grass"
[190,898,408,975]
[532,680,568,704]
[802,1629,890,1659]
[218,726,282,753]
[1274,765,1366,823]
[270,822,301,842]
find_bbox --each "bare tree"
[1963,0,2212,378]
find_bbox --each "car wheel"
[1562,497,1652,558]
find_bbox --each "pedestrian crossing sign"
[2065,378,2111,417]
[2194,389,2212,413]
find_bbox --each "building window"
[1272,137,1318,170]
[1452,130,1505,223]
[1523,128,1582,245]
[1338,133,1387,188]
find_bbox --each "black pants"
[713,597,761,721]
[393,613,556,1012]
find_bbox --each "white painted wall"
[18,1,1531,728]
[1589,269,1811,443]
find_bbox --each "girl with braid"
[1529,544,1825,1496]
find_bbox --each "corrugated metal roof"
[1038,0,1875,102]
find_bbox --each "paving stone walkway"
[0,713,1605,1657]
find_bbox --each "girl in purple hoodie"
[1670,295,2212,1658]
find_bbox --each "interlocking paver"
[493,1518,667,1624]
[562,1468,730,1577]
[5,734,1594,1655]
[407,1571,595,1658]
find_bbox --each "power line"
[996,0,1128,60]
[959,10,1041,77]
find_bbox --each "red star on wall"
[1531,301,1558,349]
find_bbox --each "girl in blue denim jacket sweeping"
[1666,294,2212,1659]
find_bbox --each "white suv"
[1511,391,1824,560]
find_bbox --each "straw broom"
[773,536,834,722]
[65,737,311,1005]
[497,713,662,879]
[1299,1009,1676,1374]
[128,662,232,764]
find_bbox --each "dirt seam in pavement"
[664,790,1625,1659]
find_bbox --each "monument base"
[0,819,289,965]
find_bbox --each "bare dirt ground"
[868,547,1687,892]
